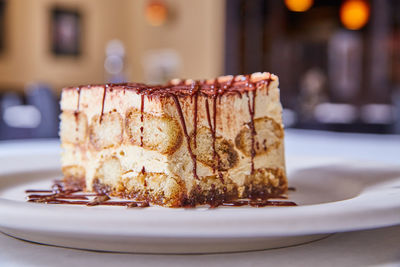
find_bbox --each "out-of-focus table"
[1,129,400,267]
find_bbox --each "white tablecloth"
[1,130,400,266]
[1,225,399,267]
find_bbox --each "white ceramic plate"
[0,140,400,253]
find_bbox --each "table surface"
[1,129,400,267]
[1,225,400,267]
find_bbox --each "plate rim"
[1,161,400,238]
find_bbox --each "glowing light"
[340,0,370,30]
[145,0,168,27]
[284,0,313,12]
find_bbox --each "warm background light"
[340,0,370,30]
[145,0,168,26]
[284,0,313,12]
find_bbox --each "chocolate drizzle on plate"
[26,180,149,208]
[25,180,296,208]
[219,200,297,207]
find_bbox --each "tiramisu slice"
[60,72,287,207]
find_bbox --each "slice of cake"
[59,72,287,207]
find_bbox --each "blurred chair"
[0,92,34,140]
[25,83,59,138]
[0,84,59,140]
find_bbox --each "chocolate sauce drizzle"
[192,86,199,150]
[205,97,223,182]
[212,82,221,180]
[73,86,82,135]
[219,200,296,207]
[171,94,199,180]
[25,180,296,208]
[66,75,270,99]
[26,180,149,208]
[140,94,145,147]
[247,90,257,174]
[99,84,109,124]
[75,86,82,113]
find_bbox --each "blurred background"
[0,0,399,140]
